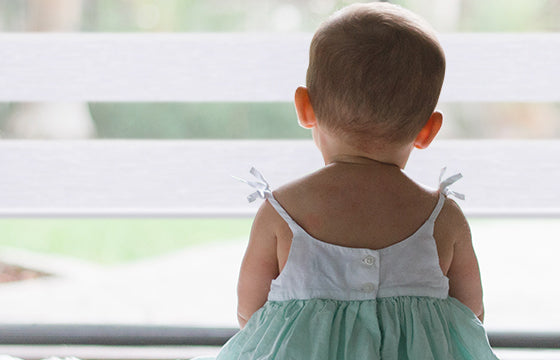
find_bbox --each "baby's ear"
[294,86,317,129]
[414,111,443,149]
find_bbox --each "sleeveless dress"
[202,168,498,360]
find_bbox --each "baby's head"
[305,2,445,150]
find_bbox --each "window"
[0,1,559,358]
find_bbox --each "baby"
[199,2,498,359]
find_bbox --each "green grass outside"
[0,219,252,265]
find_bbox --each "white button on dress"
[361,283,376,293]
[362,255,376,266]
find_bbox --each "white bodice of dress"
[266,193,449,302]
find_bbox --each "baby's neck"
[316,128,414,169]
[327,153,403,169]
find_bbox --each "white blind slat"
[0,33,558,102]
[0,140,558,217]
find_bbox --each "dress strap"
[428,167,465,222]
[428,193,446,223]
[233,167,298,227]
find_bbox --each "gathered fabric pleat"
[213,296,497,360]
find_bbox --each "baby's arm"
[443,200,485,322]
[236,200,280,329]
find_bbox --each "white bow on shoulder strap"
[439,167,465,200]
[232,167,272,203]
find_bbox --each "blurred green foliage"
[90,102,309,139]
[2,0,559,33]
[456,1,560,32]
[0,218,252,264]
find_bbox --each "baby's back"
[272,162,456,275]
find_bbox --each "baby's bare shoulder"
[440,197,469,228]
[432,197,471,275]
[435,197,471,245]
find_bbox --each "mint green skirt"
[204,296,498,360]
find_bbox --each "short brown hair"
[306,3,446,147]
